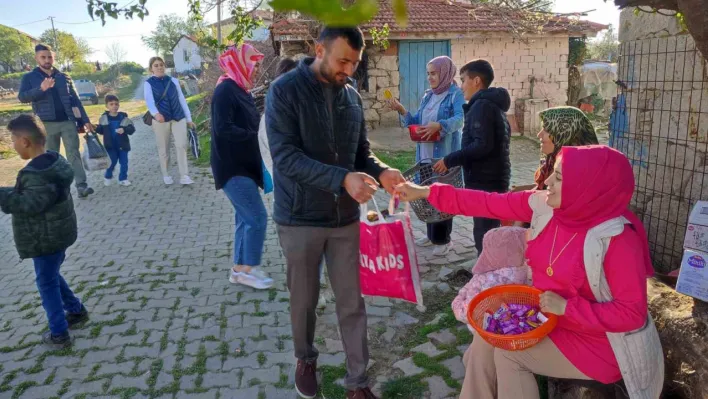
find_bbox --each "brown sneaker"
[347,387,379,399]
[295,359,317,398]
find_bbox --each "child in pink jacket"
[451,226,530,323]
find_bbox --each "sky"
[0,0,621,67]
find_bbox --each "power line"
[9,17,48,28]
[54,19,100,25]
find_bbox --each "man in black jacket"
[433,60,511,255]
[266,27,404,399]
[18,44,94,198]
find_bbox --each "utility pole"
[216,0,222,46]
[49,16,59,61]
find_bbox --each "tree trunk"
[614,0,708,60]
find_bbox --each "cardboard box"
[676,249,708,302]
[684,201,708,253]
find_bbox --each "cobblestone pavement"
[0,120,540,399]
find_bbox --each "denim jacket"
[401,84,465,162]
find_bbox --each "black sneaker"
[77,186,94,198]
[42,331,72,348]
[295,360,317,399]
[66,305,89,329]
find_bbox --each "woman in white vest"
[394,145,663,399]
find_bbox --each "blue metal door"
[398,41,452,114]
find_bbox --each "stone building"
[270,0,605,133]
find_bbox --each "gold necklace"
[547,226,578,277]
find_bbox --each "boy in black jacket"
[0,115,89,348]
[433,60,511,255]
[95,95,136,186]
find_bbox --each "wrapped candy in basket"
[466,284,558,351]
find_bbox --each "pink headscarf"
[556,145,654,277]
[216,44,264,91]
[428,56,457,95]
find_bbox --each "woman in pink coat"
[395,145,660,398]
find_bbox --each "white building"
[172,35,202,74]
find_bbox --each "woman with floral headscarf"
[210,44,273,290]
[386,55,466,256]
[503,107,599,227]
[534,106,600,189]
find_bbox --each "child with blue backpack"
[95,94,136,186]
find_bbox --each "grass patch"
[375,150,416,172]
[257,352,266,366]
[412,353,461,390]
[12,381,38,399]
[381,376,428,399]
[89,313,127,338]
[318,366,347,398]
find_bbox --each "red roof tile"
[271,0,606,37]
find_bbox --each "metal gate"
[610,35,708,273]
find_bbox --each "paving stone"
[427,313,446,326]
[438,267,454,280]
[411,342,445,357]
[427,329,457,346]
[382,327,396,342]
[154,372,175,390]
[393,311,419,326]
[324,338,344,353]
[425,375,456,399]
[366,306,392,317]
[98,362,134,375]
[112,374,150,390]
[318,352,346,367]
[223,354,261,370]
[436,282,452,293]
[124,343,161,358]
[392,357,424,376]
[441,356,465,380]
[201,371,239,389]
[243,314,276,326]
[457,345,469,355]
[243,365,281,384]
[174,388,220,398]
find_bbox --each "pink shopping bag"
[359,198,424,308]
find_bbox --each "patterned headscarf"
[534,106,599,189]
[216,44,264,91]
[428,56,457,95]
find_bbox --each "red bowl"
[409,125,440,142]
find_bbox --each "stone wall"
[362,44,400,130]
[614,9,708,273]
[450,35,570,134]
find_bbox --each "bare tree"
[105,42,127,65]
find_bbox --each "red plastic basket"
[466,285,558,351]
[408,125,440,142]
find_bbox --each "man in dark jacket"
[18,43,94,198]
[0,115,89,348]
[266,27,404,399]
[433,59,511,255]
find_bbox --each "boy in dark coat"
[95,94,136,186]
[433,59,512,255]
[0,114,89,348]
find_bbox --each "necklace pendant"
[546,266,554,277]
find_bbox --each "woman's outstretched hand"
[394,182,431,202]
[540,291,568,315]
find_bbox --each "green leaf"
[392,0,408,26]
[269,0,379,26]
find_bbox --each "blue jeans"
[104,148,129,181]
[223,176,267,266]
[33,251,83,336]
